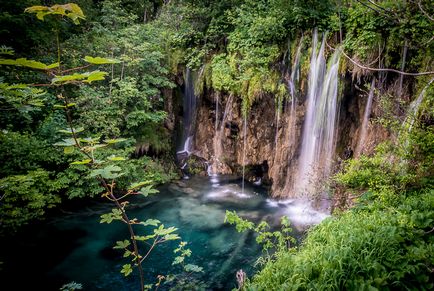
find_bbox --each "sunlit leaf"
[83,71,108,83]
[113,240,130,249]
[107,156,126,161]
[25,3,85,24]
[79,137,99,143]
[105,138,127,144]
[154,225,178,236]
[138,185,159,197]
[120,264,132,277]
[134,234,156,241]
[100,209,123,223]
[54,138,76,147]
[58,127,84,134]
[164,234,180,241]
[64,146,75,154]
[70,159,91,165]
[84,56,120,64]
[0,58,59,70]
[128,180,152,190]
[140,219,160,227]
[90,165,123,179]
[52,73,86,84]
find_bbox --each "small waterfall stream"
[212,94,233,174]
[241,113,248,194]
[288,36,304,143]
[177,68,197,157]
[355,79,375,157]
[294,30,341,196]
[404,77,434,133]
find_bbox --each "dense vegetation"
[1,0,433,290]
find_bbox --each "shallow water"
[0,176,329,290]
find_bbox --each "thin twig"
[61,64,92,74]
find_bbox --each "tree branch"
[326,41,434,76]
[418,0,434,22]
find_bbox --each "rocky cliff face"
[184,75,392,198]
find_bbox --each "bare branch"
[418,0,434,22]
[326,40,434,76]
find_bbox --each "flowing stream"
[1,176,329,290]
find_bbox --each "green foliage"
[60,281,83,291]
[0,169,63,230]
[341,0,434,72]
[247,192,434,290]
[0,131,63,177]
[225,211,296,264]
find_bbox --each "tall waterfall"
[355,79,375,157]
[178,68,197,156]
[294,31,341,196]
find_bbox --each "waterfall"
[177,68,197,156]
[274,96,281,149]
[241,113,247,194]
[355,79,375,157]
[294,31,341,196]
[404,77,434,133]
[398,40,408,97]
[212,94,233,174]
[288,36,304,143]
[211,92,219,175]
[289,36,303,102]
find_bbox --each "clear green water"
[0,175,329,290]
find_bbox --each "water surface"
[0,176,329,290]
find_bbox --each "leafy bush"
[0,169,63,230]
[247,192,434,290]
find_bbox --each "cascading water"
[403,77,434,133]
[274,96,282,149]
[288,36,303,143]
[289,36,303,103]
[294,31,341,196]
[355,79,375,157]
[177,68,197,157]
[211,94,233,175]
[241,113,247,194]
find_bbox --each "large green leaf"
[51,70,108,84]
[113,240,130,249]
[120,264,132,277]
[25,3,85,24]
[90,165,123,179]
[53,138,76,147]
[70,159,91,165]
[84,56,120,64]
[0,58,59,70]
